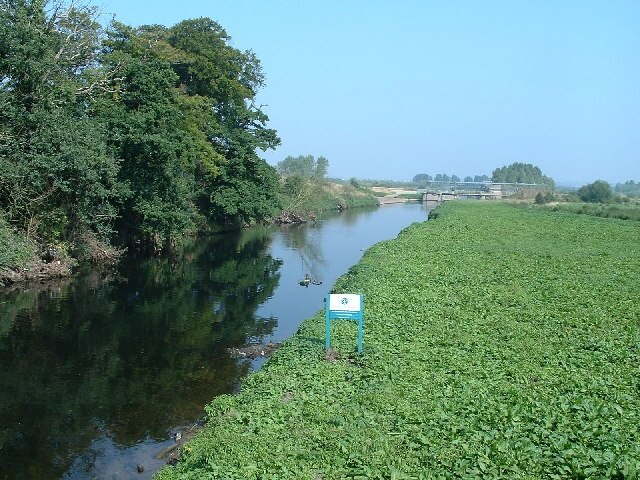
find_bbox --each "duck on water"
[299,273,322,287]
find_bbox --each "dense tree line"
[614,180,640,197]
[412,173,490,184]
[0,1,281,255]
[413,163,555,189]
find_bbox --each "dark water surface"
[0,203,430,480]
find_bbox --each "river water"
[0,202,430,480]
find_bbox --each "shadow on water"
[0,230,281,480]
[0,202,430,479]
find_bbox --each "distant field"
[370,187,421,203]
[544,202,640,222]
[157,201,640,479]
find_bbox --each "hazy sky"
[96,1,639,185]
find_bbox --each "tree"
[171,19,280,229]
[464,176,473,182]
[205,156,281,226]
[96,22,197,247]
[97,18,282,242]
[492,162,554,187]
[276,155,329,180]
[0,1,121,245]
[277,155,314,177]
[577,180,613,203]
[1,5,283,254]
[412,174,432,183]
[314,156,329,179]
[451,175,460,183]
[474,175,490,182]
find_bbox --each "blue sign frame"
[325,294,364,353]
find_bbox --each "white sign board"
[328,294,361,312]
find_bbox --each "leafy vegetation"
[276,155,329,180]
[279,180,378,214]
[0,1,280,259]
[492,162,555,187]
[0,216,36,273]
[276,155,378,216]
[577,180,614,204]
[157,202,640,479]
[534,191,555,205]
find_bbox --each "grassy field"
[543,202,640,222]
[157,201,640,479]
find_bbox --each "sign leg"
[325,299,331,350]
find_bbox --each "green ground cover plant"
[157,201,640,479]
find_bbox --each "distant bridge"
[418,182,542,202]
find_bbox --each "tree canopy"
[0,1,121,243]
[0,1,281,254]
[577,180,613,203]
[491,162,555,187]
[276,155,329,180]
[412,174,432,183]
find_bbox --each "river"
[0,202,430,480]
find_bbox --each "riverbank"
[0,218,57,287]
[156,201,640,479]
[0,181,379,287]
[277,180,380,223]
[371,186,422,204]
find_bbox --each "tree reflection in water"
[0,229,281,480]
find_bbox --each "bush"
[0,215,36,271]
[577,180,613,203]
[535,191,555,205]
[282,174,307,197]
